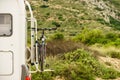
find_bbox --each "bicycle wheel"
[38,44,45,72]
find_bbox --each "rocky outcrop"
[82,0,119,22]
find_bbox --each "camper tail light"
[25,76,31,80]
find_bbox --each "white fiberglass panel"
[0,51,13,75]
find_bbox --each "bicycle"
[35,27,57,72]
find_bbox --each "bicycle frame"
[34,27,57,72]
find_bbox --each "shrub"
[105,32,119,41]
[62,49,120,79]
[43,0,49,2]
[109,16,120,30]
[58,16,65,21]
[51,32,64,40]
[52,21,61,27]
[114,38,120,46]
[69,32,77,36]
[97,18,107,24]
[40,5,49,8]
[32,72,53,80]
[74,28,120,46]
[73,28,104,44]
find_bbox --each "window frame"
[0,14,13,37]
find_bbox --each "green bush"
[56,13,65,21]
[52,21,61,27]
[32,72,53,80]
[51,32,64,40]
[114,38,120,46]
[106,38,120,47]
[43,0,49,2]
[109,16,120,30]
[73,28,104,44]
[101,68,120,79]
[105,32,119,41]
[73,28,120,46]
[97,18,108,25]
[62,49,120,79]
[40,5,49,8]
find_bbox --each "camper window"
[0,14,12,36]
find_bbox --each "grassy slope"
[28,0,120,40]
[28,0,120,38]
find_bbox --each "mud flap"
[21,65,30,80]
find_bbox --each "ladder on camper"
[26,1,54,73]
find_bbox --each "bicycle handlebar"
[31,27,58,40]
[32,27,57,31]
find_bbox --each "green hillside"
[27,1,120,38]
[27,0,120,80]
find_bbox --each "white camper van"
[0,0,34,80]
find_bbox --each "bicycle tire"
[38,44,42,71]
[39,44,45,72]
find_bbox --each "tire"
[38,44,45,72]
